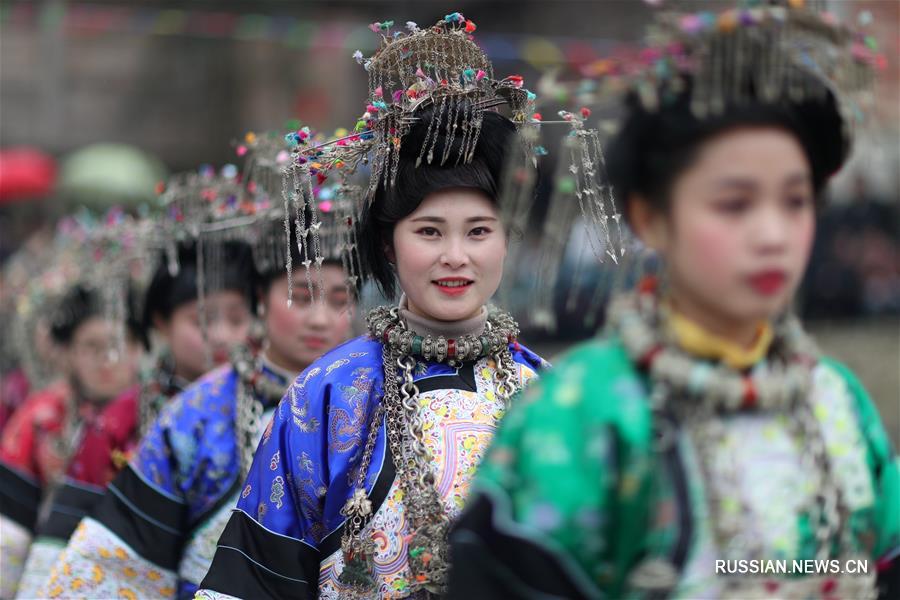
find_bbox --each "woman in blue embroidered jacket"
[38,228,355,599]
[197,18,549,595]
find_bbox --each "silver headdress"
[155,165,263,366]
[357,13,535,192]
[234,127,362,307]
[275,14,544,311]
[282,12,631,324]
[628,0,880,141]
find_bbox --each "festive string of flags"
[0,1,618,69]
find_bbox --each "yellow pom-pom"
[717,11,738,32]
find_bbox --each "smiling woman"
[196,12,548,600]
[390,189,505,322]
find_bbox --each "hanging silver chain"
[232,347,288,476]
[235,377,265,476]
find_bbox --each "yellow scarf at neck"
[664,304,773,370]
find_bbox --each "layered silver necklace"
[339,305,520,597]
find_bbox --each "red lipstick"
[747,270,786,296]
[301,336,328,350]
[433,277,473,297]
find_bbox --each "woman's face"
[261,265,354,373]
[66,317,142,402]
[156,290,252,382]
[391,188,507,322]
[636,127,816,340]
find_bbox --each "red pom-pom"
[637,275,658,295]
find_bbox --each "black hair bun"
[142,239,256,332]
[399,102,517,175]
[51,283,147,348]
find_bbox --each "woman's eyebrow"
[409,215,498,222]
[782,172,812,187]
[712,176,758,191]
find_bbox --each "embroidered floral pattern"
[37,519,176,599]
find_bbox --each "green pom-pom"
[338,554,372,586]
[557,176,576,194]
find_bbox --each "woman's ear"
[628,195,669,252]
[384,243,396,265]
